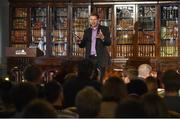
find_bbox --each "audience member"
[103,68,123,84]
[53,60,78,85]
[0,79,15,117]
[115,98,147,117]
[23,64,43,84]
[23,64,45,98]
[98,76,127,117]
[22,99,58,118]
[63,72,77,86]
[142,92,169,117]
[138,64,152,79]
[3,58,180,118]
[127,78,148,98]
[44,80,78,117]
[44,80,64,110]
[63,59,102,108]
[102,76,127,101]
[162,69,180,113]
[10,82,38,117]
[75,87,102,118]
[122,66,138,83]
[145,76,158,94]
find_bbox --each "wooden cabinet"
[93,2,180,72]
[8,0,180,73]
[10,7,28,47]
[9,1,91,57]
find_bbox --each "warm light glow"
[22,80,26,82]
[123,34,128,39]
[113,68,123,71]
[5,77,9,81]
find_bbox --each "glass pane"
[138,6,156,31]
[11,8,28,45]
[72,6,89,56]
[160,5,178,57]
[137,5,156,57]
[52,7,68,56]
[30,7,47,54]
[116,5,135,57]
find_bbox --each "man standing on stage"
[77,13,111,82]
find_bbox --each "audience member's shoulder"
[164,96,180,100]
[91,79,102,85]
[63,77,78,88]
[57,109,79,118]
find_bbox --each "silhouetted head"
[23,64,42,84]
[116,98,147,117]
[127,79,148,97]
[103,76,127,102]
[75,87,102,118]
[77,59,95,79]
[10,82,38,112]
[22,99,57,118]
[162,69,180,93]
[44,80,63,103]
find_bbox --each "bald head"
[138,64,152,79]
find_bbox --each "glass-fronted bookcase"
[8,0,180,73]
[71,5,90,57]
[51,6,68,56]
[115,5,135,57]
[160,5,179,57]
[9,1,91,57]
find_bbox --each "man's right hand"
[73,33,81,44]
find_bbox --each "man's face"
[89,15,99,28]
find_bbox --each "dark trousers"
[89,55,105,83]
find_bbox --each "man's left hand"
[96,29,104,40]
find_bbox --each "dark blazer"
[79,25,111,67]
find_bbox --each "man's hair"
[44,80,63,103]
[103,76,127,101]
[10,82,38,112]
[90,12,99,19]
[125,67,138,80]
[138,64,152,79]
[23,64,42,82]
[142,93,169,117]
[22,99,57,118]
[127,79,148,96]
[116,98,147,117]
[145,76,158,93]
[0,79,13,104]
[75,86,102,117]
[162,69,180,92]
[77,59,95,78]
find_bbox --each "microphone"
[73,32,81,40]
